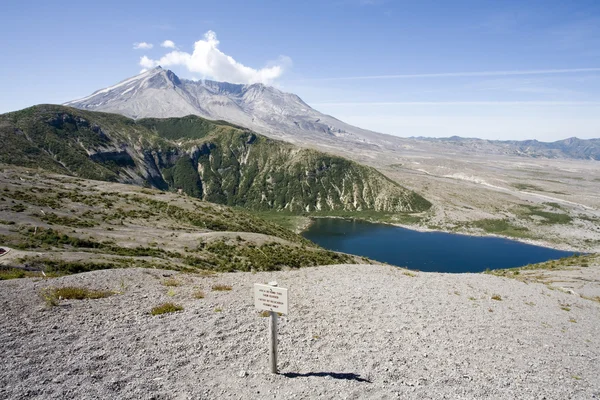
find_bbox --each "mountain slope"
[0,166,359,275]
[0,105,431,213]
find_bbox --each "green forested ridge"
[0,104,431,213]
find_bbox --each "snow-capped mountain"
[65,67,600,160]
[65,67,390,147]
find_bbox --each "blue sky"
[1,0,599,141]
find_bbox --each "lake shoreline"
[301,215,583,253]
[302,217,579,273]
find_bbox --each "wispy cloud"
[161,40,177,49]
[314,101,600,106]
[310,68,600,81]
[138,30,291,84]
[133,42,153,50]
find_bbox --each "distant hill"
[0,105,431,213]
[415,136,600,161]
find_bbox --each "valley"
[3,4,600,399]
[60,67,600,253]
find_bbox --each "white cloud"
[139,55,157,69]
[161,40,177,49]
[139,30,290,84]
[133,42,153,50]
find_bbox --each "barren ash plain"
[1,148,600,399]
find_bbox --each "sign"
[254,283,288,315]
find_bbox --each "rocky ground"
[1,264,599,399]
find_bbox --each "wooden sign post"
[254,281,288,374]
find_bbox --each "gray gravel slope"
[1,265,599,399]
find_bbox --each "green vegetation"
[39,286,112,307]
[248,211,309,232]
[40,212,97,228]
[0,266,51,280]
[1,227,180,259]
[519,205,572,225]
[0,105,130,181]
[544,202,564,210]
[559,302,571,311]
[11,204,26,212]
[151,302,184,315]
[489,254,594,278]
[137,115,224,141]
[168,157,203,198]
[99,193,308,244]
[211,284,232,291]
[471,219,531,238]
[491,294,502,301]
[0,166,364,278]
[512,183,544,191]
[187,240,356,272]
[26,258,121,275]
[162,278,181,287]
[53,286,112,300]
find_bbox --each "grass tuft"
[39,286,112,306]
[54,286,112,300]
[212,284,232,291]
[560,302,571,311]
[162,278,181,287]
[491,294,502,301]
[151,302,183,315]
[0,267,47,280]
[193,290,205,299]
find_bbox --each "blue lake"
[302,218,578,273]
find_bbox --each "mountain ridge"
[415,136,600,160]
[0,104,431,213]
